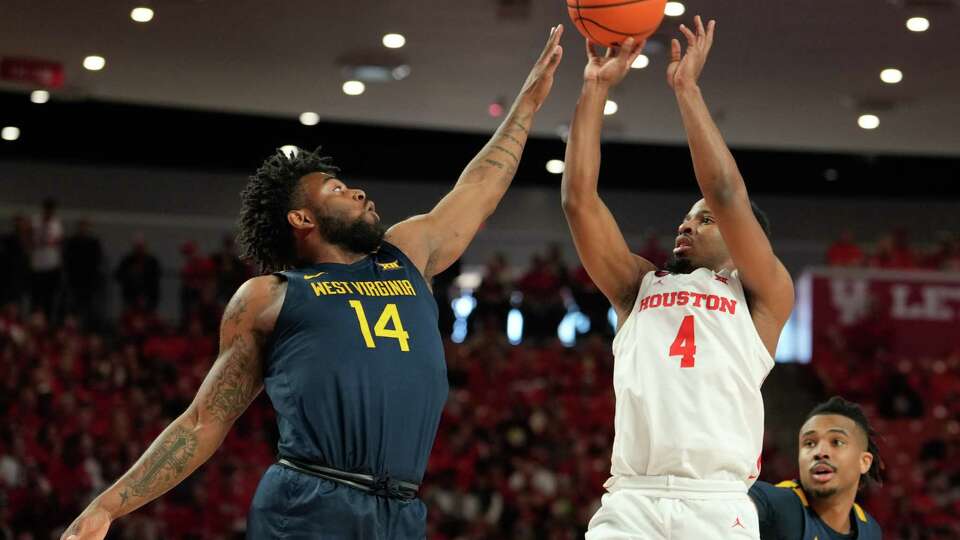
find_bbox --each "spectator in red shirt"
[869,230,917,269]
[826,229,865,267]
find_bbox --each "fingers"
[546,45,563,70]
[670,38,681,62]
[585,38,599,60]
[680,15,717,46]
[624,38,645,65]
[539,25,562,62]
[678,23,697,48]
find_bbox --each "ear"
[859,451,874,475]
[287,209,314,231]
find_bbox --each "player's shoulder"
[229,275,287,315]
[852,501,884,538]
[749,479,808,508]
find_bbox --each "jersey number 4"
[669,315,697,368]
[348,300,411,352]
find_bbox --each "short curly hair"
[237,147,339,274]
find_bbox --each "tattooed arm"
[385,25,564,280]
[61,275,285,540]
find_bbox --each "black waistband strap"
[278,457,419,500]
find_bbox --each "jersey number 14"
[669,315,697,368]
[348,300,411,352]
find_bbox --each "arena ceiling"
[1,0,959,157]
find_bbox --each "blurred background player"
[561,16,794,539]
[750,396,884,539]
[59,25,564,540]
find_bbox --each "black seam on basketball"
[575,16,661,37]
[575,0,604,46]
[567,0,657,9]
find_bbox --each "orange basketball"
[567,0,668,48]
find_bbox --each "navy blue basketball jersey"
[265,241,448,484]
[750,480,883,540]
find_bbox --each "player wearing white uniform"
[561,16,795,539]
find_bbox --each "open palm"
[667,15,716,90]
[583,37,645,88]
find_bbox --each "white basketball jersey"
[608,267,773,486]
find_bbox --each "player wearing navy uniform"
[750,397,884,540]
[61,25,566,540]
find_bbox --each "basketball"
[567,0,668,48]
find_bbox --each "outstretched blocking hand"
[518,24,565,112]
[61,506,111,540]
[583,37,645,88]
[667,15,716,91]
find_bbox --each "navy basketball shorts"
[247,464,427,539]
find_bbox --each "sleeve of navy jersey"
[749,481,805,540]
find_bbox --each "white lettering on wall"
[891,285,960,321]
[830,279,870,325]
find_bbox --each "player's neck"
[809,490,856,534]
[714,258,735,274]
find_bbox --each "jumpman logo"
[731,516,745,529]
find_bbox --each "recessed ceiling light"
[30,90,50,104]
[665,2,685,17]
[83,55,106,71]
[1,127,20,141]
[604,100,618,116]
[342,80,365,96]
[857,114,879,130]
[546,160,565,174]
[131,7,154,23]
[382,33,406,49]
[631,54,650,69]
[906,16,929,32]
[880,68,903,84]
[299,112,320,126]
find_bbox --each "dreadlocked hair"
[806,396,884,489]
[237,146,339,274]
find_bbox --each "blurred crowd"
[2,203,959,539]
[0,200,253,335]
[825,229,960,271]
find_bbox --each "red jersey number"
[669,315,697,368]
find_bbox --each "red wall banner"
[799,268,960,361]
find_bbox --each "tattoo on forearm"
[119,425,199,509]
[205,333,260,422]
[501,132,524,147]
[508,118,529,134]
[491,145,519,164]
